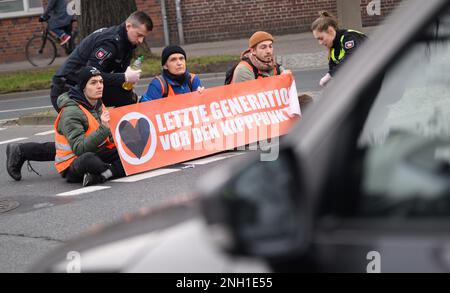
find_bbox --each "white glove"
[125,66,141,83]
[319,73,332,87]
[197,86,205,94]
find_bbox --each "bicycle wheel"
[26,35,57,67]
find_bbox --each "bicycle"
[25,19,79,67]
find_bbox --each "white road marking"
[0,106,53,114]
[182,152,246,165]
[0,137,28,145]
[111,168,180,183]
[54,153,245,194]
[0,128,6,131]
[35,130,54,136]
[57,186,111,197]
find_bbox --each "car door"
[310,0,450,273]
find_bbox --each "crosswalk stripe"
[57,186,111,197]
[0,137,28,145]
[182,152,246,165]
[35,130,55,136]
[111,168,180,183]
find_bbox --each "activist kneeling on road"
[226,31,312,109]
[54,67,125,187]
[140,45,205,102]
[226,31,291,84]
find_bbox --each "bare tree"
[79,0,151,55]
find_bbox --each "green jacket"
[56,90,112,157]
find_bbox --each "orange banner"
[109,74,301,176]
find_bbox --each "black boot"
[6,143,25,181]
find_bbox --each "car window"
[357,11,450,217]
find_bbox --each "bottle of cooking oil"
[122,55,144,91]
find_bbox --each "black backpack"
[224,59,281,85]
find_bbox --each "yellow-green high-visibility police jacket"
[329,29,367,76]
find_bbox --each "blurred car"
[35,0,450,273]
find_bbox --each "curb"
[18,114,57,126]
[2,110,57,126]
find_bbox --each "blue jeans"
[51,24,72,39]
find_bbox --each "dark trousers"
[63,148,126,183]
[20,142,56,161]
[51,24,72,39]
[102,85,137,108]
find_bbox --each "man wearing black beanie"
[140,45,205,102]
[53,66,125,186]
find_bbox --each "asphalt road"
[0,128,255,272]
[0,68,326,121]
[0,68,325,272]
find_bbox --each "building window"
[0,0,43,19]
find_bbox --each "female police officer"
[311,11,367,87]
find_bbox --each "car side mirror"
[200,147,311,260]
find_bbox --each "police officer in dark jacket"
[52,10,153,109]
[311,11,367,87]
[6,11,153,182]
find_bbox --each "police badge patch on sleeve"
[95,48,109,60]
[344,40,355,50]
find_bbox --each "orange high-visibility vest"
[155,73,196,98]
[54,104,115,173]
[231,61,280,83]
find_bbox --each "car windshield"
[357,11,450,217]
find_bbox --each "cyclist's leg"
[63,24,73,37]
[51,28,66,39]
[62,24,75,53]
[51,27,71,45]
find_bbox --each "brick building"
[0,0,402,64]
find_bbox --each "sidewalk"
[0,27,377,74]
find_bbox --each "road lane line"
[0,128,6,131]
[0,106,53,114]
[57,186,111,197]
[0,95,50,103]
[182,152,246,165]
[35,130,55,136]
[0,137,28,145]
[111,168,180,183]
